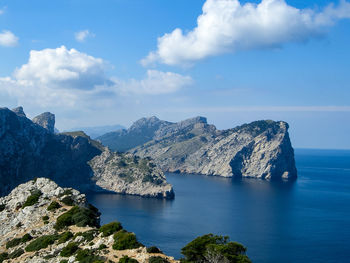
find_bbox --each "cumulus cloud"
[114,70,193,95]
[0,30,19,47]
[142,0,350,66]
[75,30,95,42]
[0,46,192,109]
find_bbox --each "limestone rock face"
[0,107,173,199]
[32,112,55,133]
[11,107,26,118]
[99,116,297,180]
[0,178,178,263]
[89,149,174,199]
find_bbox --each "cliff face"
[0,178,178,263]
[99,116,297,180]
[0,107,173,198]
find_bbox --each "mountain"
[0,178,178,263]
[98,116,297,180]
[66,124,125,139]
[0,107,173,199]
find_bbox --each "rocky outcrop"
[32,112,55,133]
[0,178,178,263]
[99,116,297,180]
[0,107,173,199]
[11,107,26,118]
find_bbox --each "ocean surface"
[87,149,350,263]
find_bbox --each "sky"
[0,0,349,149]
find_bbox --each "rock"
[0,107,174,199]
[99,116,297,180]
[11,106,26,118]
[32,112,55,133]
[0,178,178,263]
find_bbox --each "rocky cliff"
[99,117,297,180]
[0,178,178,263]
[0,107,173,199]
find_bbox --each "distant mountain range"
[65,124,125,139]
[97,116,297,180]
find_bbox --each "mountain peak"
[32,112,55,133]
[11,106,26,118]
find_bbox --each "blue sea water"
[87,149,350,263]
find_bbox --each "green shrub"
[9,248,24,259]
[113,230,142,250]
[118,256,139,263]
[0,204,5,212]
[60,242,79,257]
[25,234,59,252]
[180,234,251,263]
[148,256,169,263]
[60,260,68,263]
[22,190,42,208]
[147,246,162,254]
[61,195,75,206]
[6,238,21,249]
[21,233,33,243]
[47,201,61,211]
[54,206,100,231]
[74,230,98,242]
[98,244,107,250]
[59,189,73,197]
[75,249,103,263]
[42,215,49,221]
[100,221,122,237]
[0,252,8,263]
[58,231,74,244]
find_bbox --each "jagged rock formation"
[0,107,173,199]
[99,116,297,180]
[11,107,26,118]
[32,112,56,133]
[0,178,178,263]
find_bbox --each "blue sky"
[0,0,349,149]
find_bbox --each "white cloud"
[0,46,191,109]
[142,0,350,66]
[0,7,5,15]
[0,30,19,47]
[114,70,193,95]
[75,30,95,42]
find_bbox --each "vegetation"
[75,249,104,263]
[6,234,33,249]
[100,221,123,237]
[148,256,169,263]
[9,248,24,259]
[180,234,251,263]
[25,234,59,252]
[0,253,8,263]
[60,260,68,263]
[42,215,49,224]
[22,189,42,208]
[47,200,61,211]
[61,195,75,206]
[74,230,98,242]
[118,255,139,263]
[60,242,79,257]
[112,230,143,250]
[54,206,100,230]
[58,231,74,244]
[147,246,162,254]
[0,204,5,212]
[98,244,107,250]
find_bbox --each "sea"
[87,149,350,263]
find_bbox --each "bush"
[0,252,8,263]
[148,256,169,263]
[6,238,21,249]
[75,249,103,263]
[25,234,59,252]
[22,190,42,208]
[60,260,68,263]
[180,234,251,263]
[9,248,24,259]
[58,231,74,244]
[74,230,98,242]
[100,221,122,237]
[0,204,5,212]
[118,256,139,263]
[61,195,75,206]
[113,230,142,250]
[98,244,107,250]
[60,242,79,257]
[42,215,49,221]
[21,233,33,243]
[47,201,61,211]
[147,246,162,254]
[59,189,73,197]
[54,206,100,231]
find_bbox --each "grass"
[22,190,42,208]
